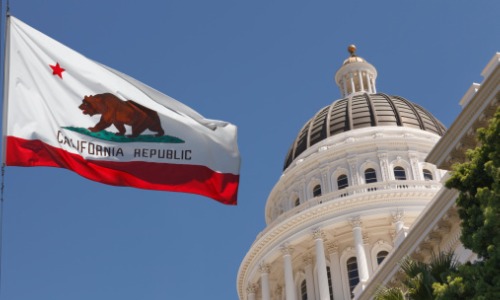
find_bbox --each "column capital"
[280,245,294,256]
[259,262,270,274]
[349,216,362,228]
[391,209,405,223]
[246,284,257,294]
[312,228,326,241]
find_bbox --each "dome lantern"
[335,45,378,97]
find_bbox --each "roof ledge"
[459,83,480,108]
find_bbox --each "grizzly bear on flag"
[79,93,165,138]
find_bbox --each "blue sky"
[0,1,498,299]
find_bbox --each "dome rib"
[364,93,378,126]
[379,93,403,126]
[283,93,446,171]
[394,95,425,130]
[346,96,353,130]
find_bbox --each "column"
[371,76,376,93]
[348,157,359,186]
[392,210,407,247]
[303,254,316,300]
[342,78,347,97]
[392,210,405,232]
[313,229,330,300]
[349,73,355,94]
[366,73,372,93]
[259,263,271,300]
[377,153,390,181]
[349,217,370,285]
[358,70,364,92]
[247,284,256,300]
[281,245,297,300]
[363,234,373,276]
[328,241,346,300]
[409,152,421,181]
[320,167,330,194]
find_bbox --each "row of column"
[340,71,376,97]
[246,213,407,300]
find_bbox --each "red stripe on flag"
[5,136,238,205]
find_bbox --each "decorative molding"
[312,228,326,240]
[280,245,294,256]
[246,284,256,294]
[239,186,439,297]
[391,209,405,223]
[258,262,270,274]
[327,241,339,254]
[349,216,362,228]
[363,233,369,244]
[303,253,313,265]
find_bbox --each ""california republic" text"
[57,130,192,160]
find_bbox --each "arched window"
[423,169,433,181]
[346,257,359,294]
[337,175,349,190]
[377,251,389,265]
[327,266,334,300]
[313,184,322,197]
[393,166,407,180]
[295,198,300,207]
[300,279,307,300]
[364,168,377,184]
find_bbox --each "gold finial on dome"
[348,44,357,56]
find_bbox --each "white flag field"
[2,16,240,205]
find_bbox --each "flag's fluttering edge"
[2,16,240,205]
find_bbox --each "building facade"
[357,52,499,299]
[236,46,470,300]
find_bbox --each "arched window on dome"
[294,197,300,207]
[327,266,334,300]
[423,169,433,181]
[313,184,322,197]
[337,174,349,197]
[337,175,348,189]
[393,166,407,180]
[364,168,377,191]
[364,168,377,183]
[347,257,359,295]
[300,279,307,300]
[377,250,389,265]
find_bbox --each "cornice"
[426,65,499,169]
[356,186,459,300]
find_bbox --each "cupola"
[334,45,378,97]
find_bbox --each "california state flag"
[2,16,240,205]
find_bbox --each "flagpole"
[0,0,10,296]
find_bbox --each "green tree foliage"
[438,107,500,299]
[375,252,459,300]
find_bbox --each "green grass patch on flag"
[63,127,185,143]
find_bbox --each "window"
[295,198,300,207]
[337,175,349,190]
[346,257,359,294]
[327,266,334,300]
[393,166,406,180]
[313,184,322,197]
[364,168,377,184]
[301,279,308,300]
[377,251,389,265]
[423,169,433,181]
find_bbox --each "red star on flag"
[49,62,65,78]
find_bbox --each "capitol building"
[237,46,500,300]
